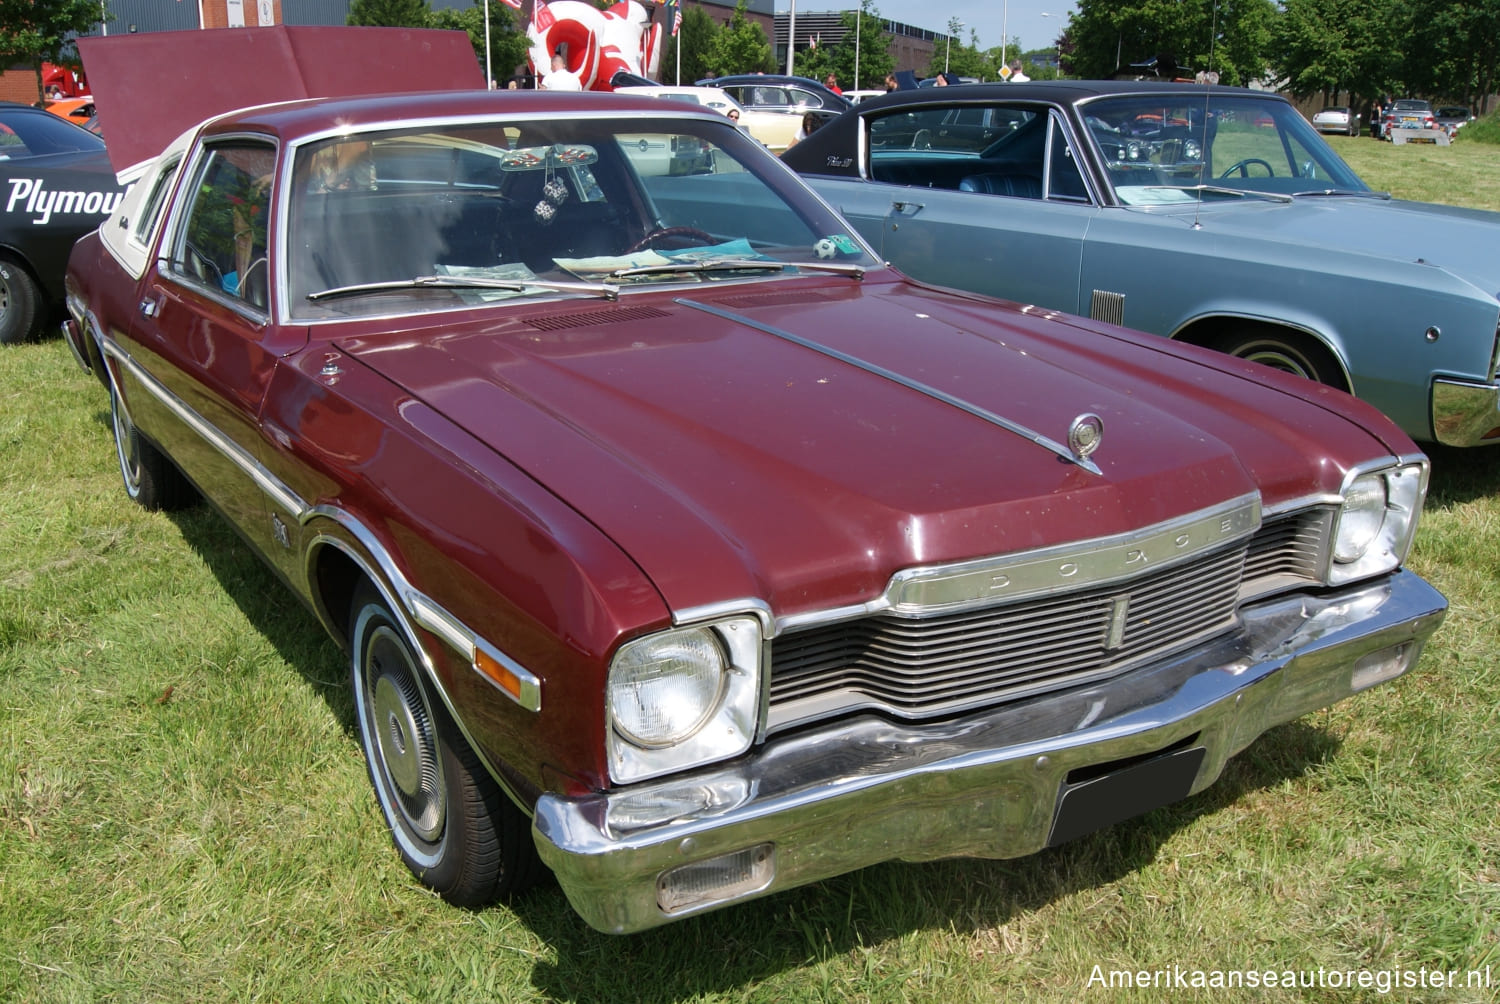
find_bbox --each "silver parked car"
[1311,105,1360,135]
[783,81,1500,447]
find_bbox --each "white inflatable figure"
[529,0,662,93]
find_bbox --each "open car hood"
[77,26,484,177]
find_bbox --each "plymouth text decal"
[7,178,123,225]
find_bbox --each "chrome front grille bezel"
[766,507,1334,735]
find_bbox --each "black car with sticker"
[0,102,127,344]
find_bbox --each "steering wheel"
[1219,158,1274,179]
[624,226,716,255]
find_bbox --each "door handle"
[891,201,924,216]
[138,291,165,318]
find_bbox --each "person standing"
[541,52,582,91]
[824,73,842,95]
[1008,59,1030,82]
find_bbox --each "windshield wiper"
[306,275,620,302]
[1140,185,1294,203]
[1292,189,1393,199]
[608,258,865,280]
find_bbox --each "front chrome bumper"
[532,570,1447,933]
[1432,377,1500,446]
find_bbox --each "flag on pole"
[498,0,521,9]
[666,0,681,36]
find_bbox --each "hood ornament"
[1068,414,1104,464]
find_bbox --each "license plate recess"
[1047,744,1207,847]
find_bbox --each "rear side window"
[0,109,105,158]
[132,156,182,247]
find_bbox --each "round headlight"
[609,628,726,748]
[1334,475,1387,563]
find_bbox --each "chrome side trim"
[303,529,534,816]
[97,342,544,715]
[100,339,307,518]
[777,493,1260,633]
[679,298,1102,475]
[304,506,542,714]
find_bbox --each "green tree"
[1273,0,1401,111]
[1063,0,1276,86]
[1017,49,1062,81]
[783,3,892,89]
[927,18,986,78]
[840,3,896,91]
[347,0,431,28]
[429,2,530,85]
[791,40,835,86]
[1402,0,1500,111]
[660,5,720,85]
[0,0,104,103]
[708,2,774,76]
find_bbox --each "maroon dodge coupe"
[63,45,1445,933]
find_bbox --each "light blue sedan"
[782,81,1500,446]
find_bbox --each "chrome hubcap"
[366,625,444,843]
[111,390,142,493]
[1239,346,1314,380]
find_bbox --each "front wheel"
[1212,328,1344,388]
[350,586,541,906]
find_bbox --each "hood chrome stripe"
[679,298,1101,475]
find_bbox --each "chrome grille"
[767,510,1329,734]
[1243,507,1331,594]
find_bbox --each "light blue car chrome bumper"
[532,570,1447,934]
[1432,377,1500,446]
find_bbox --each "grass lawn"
[2,134,1499,1003]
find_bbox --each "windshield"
[285,114,872,320]
[1080,93,1369,205]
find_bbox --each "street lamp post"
[786,0,796,77]
[854,4,861,90]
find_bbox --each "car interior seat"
[957,172,1044,198]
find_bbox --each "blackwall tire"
[0,260,40,345]
[349,586,541,907]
